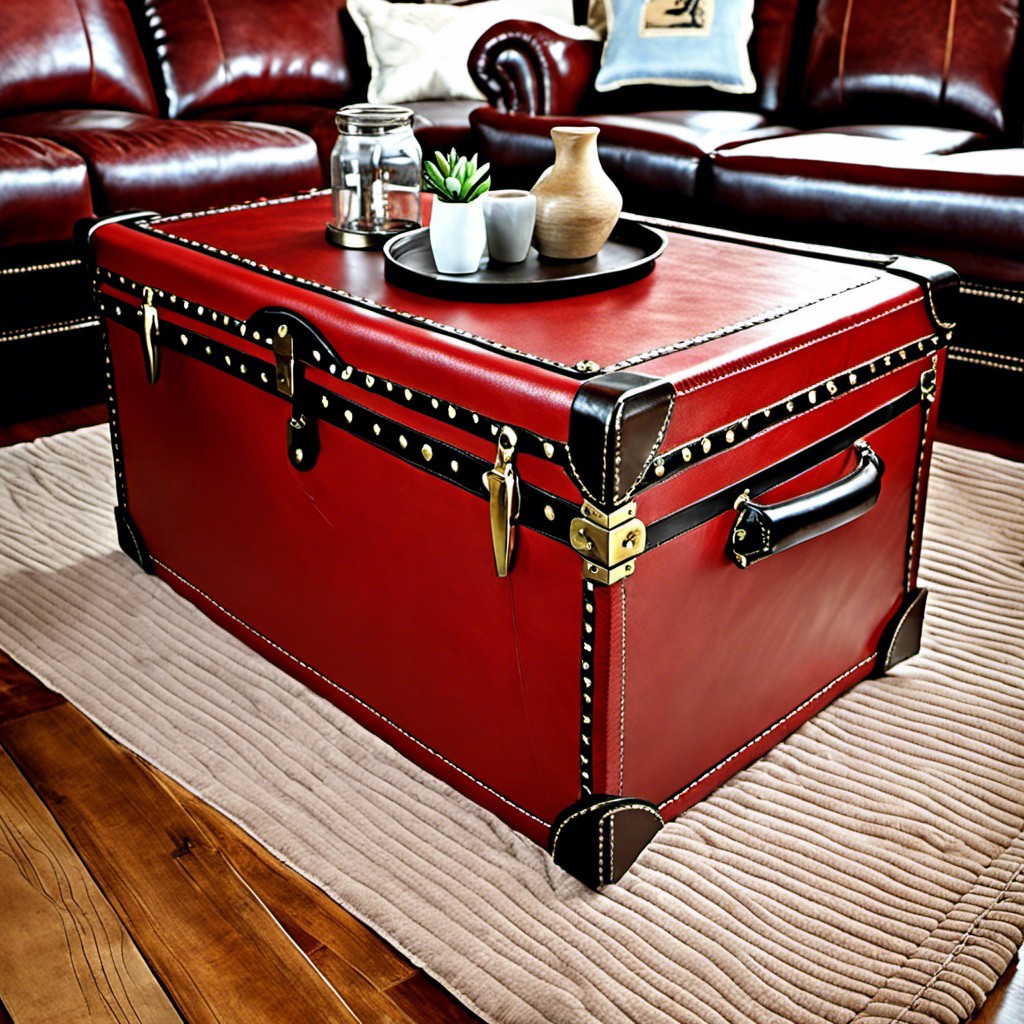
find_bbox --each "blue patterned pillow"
[595,0,756,94]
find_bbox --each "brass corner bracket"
[570,500,646,585]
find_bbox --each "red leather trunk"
[90,193,953,888]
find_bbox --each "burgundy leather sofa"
[0,0,477,423]
[469,0,1024,440]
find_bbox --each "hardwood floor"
[0,407,1020,1023]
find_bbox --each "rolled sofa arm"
[469,20,601,116]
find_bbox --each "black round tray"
[382,219,666,302]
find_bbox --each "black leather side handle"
[729,441,884,568]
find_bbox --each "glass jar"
[326,104,422,249]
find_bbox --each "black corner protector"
[549,794,664,889]
[873,588,928,676]
[886,257,960,331]
[79,211,160,261]
[568,371,675,509]
[114,506,154,574]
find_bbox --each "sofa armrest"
[469,20,600,116]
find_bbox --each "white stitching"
[675,298,922,399]
[151,558,550,828]
[948,345,1024,366]
[619,583,626,795]
[947,351,1024,374]
[960,281,1024,303]
[0,317,99,344]
[658,655,875,814]
[0,258,81,276]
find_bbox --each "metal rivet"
[725,430,735,443]
[386,381,393,391]
[260,372,268,383]
[655,464,666,477]
[682,448,692,462]
[447,405,456,419]
[252,330,260,341]
[543,442,555,458]
[404,388,412,400]
[808,390,816,404]
[472,414,479,424]
[180,333,188,343]
[197,306,205,316]
[786,400,795,412]
[421,444,433,461]
[491,424,499,436]
[899,350,907,360]
[701,438,711,454]
[450,460,459,472]
[399,435,408,449]
[313,350,321,362]
[330,364,337,374]
[945,331,953,341]
[373,424,381,436]
[585,604,593,614]
[205,346,212,355]
[294,448,303,463]
[431,399,439,410]
[321,396,329,409]
[240,364,246,374]
[239,323,245,335]
[366,374,375,387]
[344,410,353,423]
[827,381,838,395]
[342,366,353,380]
[848,372,857,385]
[544,505,556,521]
[884,355,892,366]
[225,355,231,366]
[741,418,749,429]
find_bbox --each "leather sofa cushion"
[0,0,157,117]
[0,134,93,246]
[0,111,322,216]
[198,99,478,177]
[803,0,1020,135]
[711,130,1024,275]
[472,106,796,214]
[140,0,358,118]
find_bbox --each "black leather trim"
[549,794,664,889]
[886,257,959,332]
[873,587,929,676]
[568,371,675,509]
[645,387,922,552]
[729,442,884,568]
[95,271,567,467]
[114,505,153,573]
[98,298,581,547]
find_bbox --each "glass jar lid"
[335,104,415,134]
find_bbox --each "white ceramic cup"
[483,189,537,264]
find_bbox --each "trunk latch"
[141,287,161,385]
[483,426,519,578]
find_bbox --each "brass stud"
[655,463,666,477]
[448,405,456,419]
[491,424,499,436]
[786,400,795,412]
[741,418,749,429]
[342,366,353,380]
[701,438,711,454]
[386,381,393,391]
[848,372,857,385]
[205,346,212,355]
[197,306,205,316]
[313,350,321,362]
[826,381,838,395]
[946,331,953,341]
[344,410,353,423]
[373,424,381,436]
[472,414,480,424]
[330,364,337,375]
[726,429,735,443]
[585,603,593,614]
[808,390,816,404]
[421,444,433,461]
[321,396,329,409]
[399,435,408,449]
[450,460,459,472]
[543,442,555,458]
[404,388,412,400]
[365,374,375,387]
[431,399,440,410]
[180,333,188,344]
[252,330,261,341]
[884,355,891,366]
[870,363,876,373]
[899,349,907,360]
[294,448,303,463]
[240,364,246,374]
[918,340,925,351]
[225,355,231,366]
[544,505,555,521]
[682,448,692,462]
[260,372,268,383]
[239,323,245,335]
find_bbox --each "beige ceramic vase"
[531,126,623,261]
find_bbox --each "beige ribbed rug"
[0,426,1021,1024]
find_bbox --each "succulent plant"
[423,148,491,203]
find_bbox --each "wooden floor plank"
[385,973,484,1024]
[0,749,182,1024]
[309,946,419,1024]
[168,780,418,992]
[0,653,65,723]
[0,704,362,1024]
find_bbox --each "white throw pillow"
[347,0,599,104]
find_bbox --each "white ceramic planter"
[429,198,487,275]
